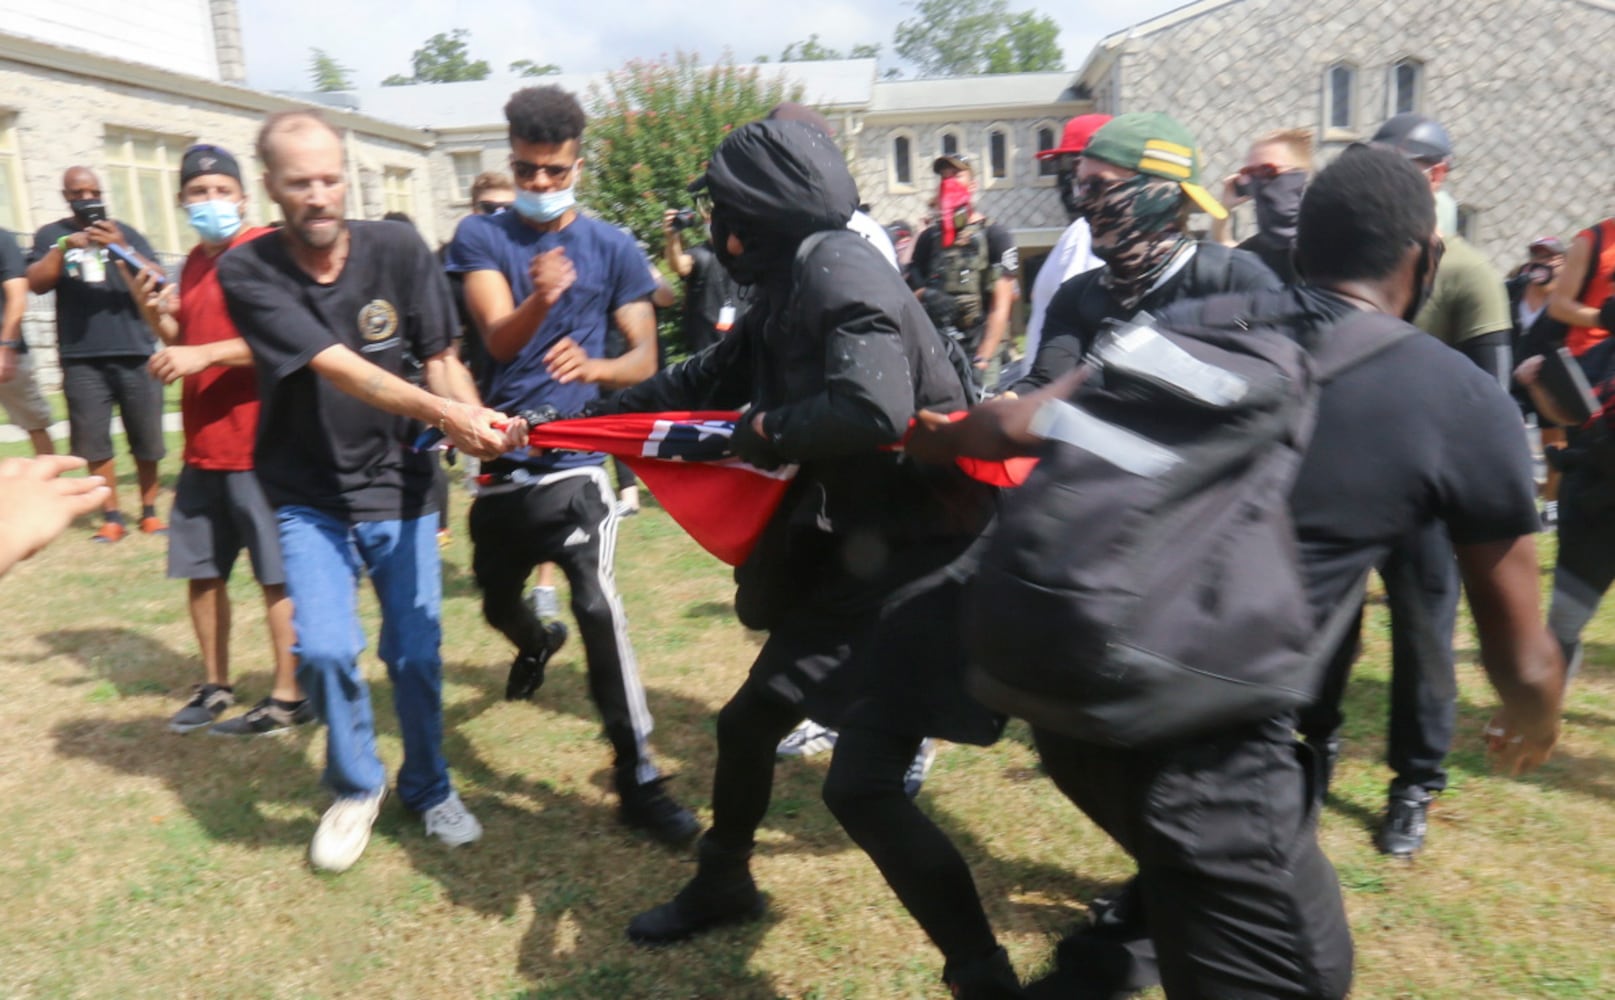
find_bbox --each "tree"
[894,0,1065,76]
[381,29,492,87]
[585,52,803,357]
[760,35,882,63]
[510,59,562,78]
[308,48,354,92]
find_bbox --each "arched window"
[939,129,961,158]
[1035,123,1059,178]
[1391,58,1424,116]
[1323,62,1357,132]
[987,127,1010,184]
[893,134,912,187]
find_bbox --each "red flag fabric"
[525,411,1034,566]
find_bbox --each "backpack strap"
[1309,310,1420,383]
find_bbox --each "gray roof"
[868,71,1077,113]
[296,59,879,132]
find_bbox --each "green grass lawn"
[0,443,1611,999]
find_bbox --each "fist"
[530,246,575,306]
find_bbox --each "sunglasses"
[510,158,578,182]
[475,200,512,215]
[1237,163,1284,181]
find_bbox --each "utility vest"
[926,220,994,333]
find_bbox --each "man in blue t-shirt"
[444,85,697,847]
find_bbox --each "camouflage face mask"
[1080,173,1188,310]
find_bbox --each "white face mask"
[513,186,575,223]
[185,199,243,243]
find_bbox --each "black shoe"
[619,775,701,848]
[944,946,1025,999]
[208,696,317,736]
[505,621,567,701]
[626,835,765,944]
[1027,883,1159,1000]
[1376,788,1433,858]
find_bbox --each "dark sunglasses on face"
[475,200,512,215]
[510,159,576,182]
[1238,163,1283,181]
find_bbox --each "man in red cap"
[1010,114,1110,384]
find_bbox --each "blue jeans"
[277,505,450,812]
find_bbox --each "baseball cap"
[1370,113,1454,163]
[1528,235,1567,255]
[933,153,972,175]
[1081,112,1227,220]
[1035,114,1113,160]
[180,143,242,187]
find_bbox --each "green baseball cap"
[1082,112,1227,220]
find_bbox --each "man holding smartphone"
[27,166,167,542]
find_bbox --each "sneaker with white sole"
[776,719,839,758]
[904,739,939,799]
[422,790,482,847]
[168,684,235,733]
[208,696,317,737]
[310,786,386,873]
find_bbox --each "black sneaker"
[506,621,568,701]
[1376,789,1434,858]
[168,684,235,733]
[619,776,701,848]
[208,697,317,737]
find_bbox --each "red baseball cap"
[1035,113,1113,160]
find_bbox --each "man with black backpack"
[909,153,1020,383]
[1010,113,1280,393]
[911,143,1564,1000]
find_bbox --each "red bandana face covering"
[939,177,972,247]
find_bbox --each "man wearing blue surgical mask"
[122,143,310,738]
[443,85,698,847]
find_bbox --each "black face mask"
[1252,171,1306,247]
[1404,237,1443,322]
[69,198,105,225]
[710,205,798,288]
[1056,165,1082,220]
[1523,261,1557,286]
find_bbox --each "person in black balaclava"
[1009,113,1280,395]
[592,119,1021,997]
[1211,127,1312,285]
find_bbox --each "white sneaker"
[422,790,482,847]
[776,719,839,758]
[310,787,386,873]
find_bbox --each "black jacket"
[1013,241,1281,392]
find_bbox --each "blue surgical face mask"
[186,199,243,243]
[513,186,576,223]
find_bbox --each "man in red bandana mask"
[908,155,1020,383]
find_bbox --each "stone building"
[1075,0,1615,268]
[0,1,446,386]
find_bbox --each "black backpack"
[962,293,1413,748]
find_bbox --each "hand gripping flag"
[524,411,1034,566]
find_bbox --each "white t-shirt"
[848,210,900,271]
[1021,219,1102,367]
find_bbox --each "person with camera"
[1517,213,1615,687]
[444,85,698,848]
[26,167,167,542]
[1210,127,1313,285]
[662,204,746,357]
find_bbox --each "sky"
[238,0,1189,93]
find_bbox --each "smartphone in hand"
[108,243,166,288]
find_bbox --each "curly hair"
[504,86,586,146]
[1295,144,1434,283]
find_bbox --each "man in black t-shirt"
[908,154,1019,380]
[0,229,53,455]
[218,110,523,875]
[662,207,746,356]
[914,144,1563,1000]
[27,168,166,541]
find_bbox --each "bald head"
[62,167,100,202]
[256,110,344,173]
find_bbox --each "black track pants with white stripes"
[469,465,659,787]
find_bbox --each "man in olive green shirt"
[1334,114,1513,860]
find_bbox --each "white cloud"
[240,0,1178,92]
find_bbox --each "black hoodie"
[610,119,991,602]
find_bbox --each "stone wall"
[1108,0,1615,269]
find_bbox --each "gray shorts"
[167,465,285,585]
[61,355,167,464]
[0,351,53,431]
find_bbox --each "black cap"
[179,143,242,187]
[1370,114,1453,163]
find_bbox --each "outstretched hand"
[0,455,109,577]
